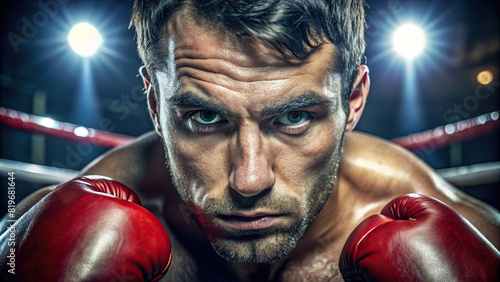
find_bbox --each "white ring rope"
[0,158,498,187]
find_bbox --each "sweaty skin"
[154,13,348,266]
[3,11,500,282]
[81,132,500,280]
[2,131,499,281]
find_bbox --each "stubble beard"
[161,137,342,263]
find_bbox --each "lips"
[217,213,284,230]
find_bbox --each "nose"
[228,122,275,197]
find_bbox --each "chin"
[209,217,312,263]
[211,234,298,263]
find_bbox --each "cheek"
[163,124,230,203]
[272,114,345,208]
[278,118,343,175]
[176,138,227,179]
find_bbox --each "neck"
[230,262,273,281]
[285,179,345,259]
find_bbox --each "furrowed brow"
[261,92,333,117]
[166,92,229,115]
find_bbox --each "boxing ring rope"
[437,161,500,186]
[0,158,78,185]
[0,157,497,187]
[0,107,134,148]
[1,107,499,186]
[392,111,500,151]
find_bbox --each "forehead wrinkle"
[176,57,295,85]
[166,16,326,83]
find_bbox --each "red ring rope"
[0,107,134,148]
[392,112,499,151]
[1,107,498,150]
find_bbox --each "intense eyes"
[191,110,225,124]
[186,110,313,134]
[276,111,311,126]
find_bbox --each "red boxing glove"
[0,176,172,281]
[339,194,500,281]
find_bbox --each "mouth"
[217,213,285,231]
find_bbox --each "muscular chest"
[276,239,345,282]
[278,254,344,281]
[160,252,343,281]
[160,233,345,282]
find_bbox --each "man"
[1,0,499,281]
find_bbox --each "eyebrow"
[166,91,229,115]
[167,91,332,117]
[260,92,333,117]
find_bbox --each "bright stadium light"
[68,23,102,57]
[477,70,493,85]
[393,24,426,59]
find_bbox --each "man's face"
[151,15,348,263]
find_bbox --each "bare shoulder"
[81,130,168,194]
[340,131,500,247]
[340,131,440,199]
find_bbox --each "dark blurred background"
[1,0,499,215]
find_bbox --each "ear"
[345,65,370,132]
[139,66,161,134]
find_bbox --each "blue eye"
[276,111,310,125]
[192,110,225,124]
